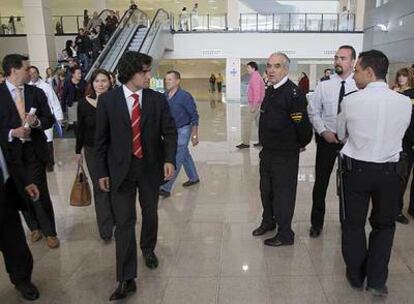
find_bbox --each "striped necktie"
[14,87,26,124]
[131,93,143,159]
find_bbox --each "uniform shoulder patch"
[290,112,303,123]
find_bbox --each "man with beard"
[308,45,358,238]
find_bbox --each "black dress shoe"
[15,281,40,301]
[366,285,388,297]
[396,214,409,224]
[159,189,171,198]
[182,179,200,187]
[253,142,262,147]
[309,227,321,238]
[236,143,250,149]
[109,279,136,301]
[346,271,363,291]
[144,252,159,269]
[264,236,294,247]
[252,225,276,236]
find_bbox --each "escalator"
[86,8,173,81]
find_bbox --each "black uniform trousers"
[84,145,114,239]
[259,150,299,243]
[341,157,400,288]
[111,157,159,282]
[311,134,343,229]
[21,142,57,237]
[0,178,34,286]
[398,140,414,214]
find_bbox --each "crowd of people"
[1,44,414,302]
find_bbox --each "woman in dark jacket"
[75,69,114,241]
[298,72,310,94]
[394,68,414,223]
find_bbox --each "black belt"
[341,155,397,171]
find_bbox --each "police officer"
[337,50,411,296]
[308,45,358,238]
[252,52,313,246]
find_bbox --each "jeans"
[78,53,91,72]
[161,125,199,193]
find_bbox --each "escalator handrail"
[137,8,170,54]
[85,8,148,80]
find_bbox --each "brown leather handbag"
[70,164,92,207]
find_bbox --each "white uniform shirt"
[337,81,411,163]
[29,79,63,142]
[308,73,358,135]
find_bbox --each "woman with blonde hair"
[394,67,414,224]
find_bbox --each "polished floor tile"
[1,101,414,303]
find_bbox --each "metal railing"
[170,13,228,31]
[0,16,25,35]
[240,13,356,32]
[170,12,357,33]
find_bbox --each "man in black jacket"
[252,52,313,247]
[95,51,177,301]
[0,132,40,301]
[75,28,92,72]
[0,54,57,248]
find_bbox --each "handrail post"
[256,13,258,31]
[337,13,339,31]
[321,13,323,31]
[272,13,275,32]
[305,13,307,31]
[207,14,210,31]
[289,13,291,31]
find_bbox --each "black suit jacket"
[0,83,55,165]
[0,138,32,215]
[95,86,177,191]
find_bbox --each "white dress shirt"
[337,81,411,163]
[308,73,358,135]
[122,85,143,119]
[0,147,10,184]
[6,80,29,142]
[29,79,63,142]
[272,76,289,90]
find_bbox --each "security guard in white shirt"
[337,50,411,296]
[308,45,358,238]
[28,66,63,172]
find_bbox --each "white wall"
[164,32,364,60]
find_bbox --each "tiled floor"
[1,100,414,303]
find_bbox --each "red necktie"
[131,93,143,159]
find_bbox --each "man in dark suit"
[0,54,58,248]
[0,133,41,301]
[95,51,177,301]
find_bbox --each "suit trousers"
[398,141,414,214]
[111,157,159,282]
[84,145,114,239]
[0,179,33,286]
[21,142,57,237]
[311,134,343,229]
[259,150,299,242]
[341,158,400,288]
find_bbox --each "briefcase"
[70,164,92,207]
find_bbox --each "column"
[354,0,365,31]
[94,0,109,13]
[309,64,317,91]
[225,58,241,101]
[23,0,56,78]
[227,0,239,31]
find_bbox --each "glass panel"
[0,16,25,35]
[209,14,226,31]
[322,14,338,31]
[190,14,208,31]
[240,14,257,31]
[306,14,322,31]
[258,14,273,31]
[60,16,81,34]
[274,14,290,31]
[290,14,306,31]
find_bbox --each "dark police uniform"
[258,77,313,244]
[337,82,411,291]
